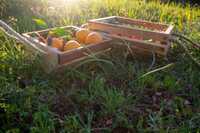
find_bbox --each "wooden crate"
[22,26,112,72]
[88,16,174,56]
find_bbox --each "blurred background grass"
[0,0,200,132]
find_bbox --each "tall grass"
[3,0,199,35]
[0,0,200,132]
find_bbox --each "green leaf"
[33,19,48,28]
[51,28,67,37]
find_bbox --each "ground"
[0,0,200,132]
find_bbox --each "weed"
[31,105,55,133]
[62,115,81,133]
[0,0,200,132]
[62,112,94,133]
[163,75,180,92]
[101,88,126,115]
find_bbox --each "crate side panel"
[117,16,169,32]
[59,40,112,65]
[88,22,170,42]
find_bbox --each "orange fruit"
[75,28,90,43]
[64,40,81,51]
[51,38,64,50]
[85,32,103,45]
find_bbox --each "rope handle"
[0,20,47,54]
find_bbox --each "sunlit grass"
[0,0,200,132]
[12,0,200,34]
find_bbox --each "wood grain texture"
[59,39,112,64]
[117,16,168,32]
[88,22,169,41]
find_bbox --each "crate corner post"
[43,49,59,73]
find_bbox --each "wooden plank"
[131,45,156,55]
[88,22,170,42]
[117,16,168,32]
[23,34,60,73]
[56,48,112,70]
[162,41,171,56]
[110,34,167,48]
[132,46,166,56]
[113,40,166,56]
[165,25,174,34]
[23,34,48,52]
[59,39,112,64]
[89,16,117,22]
[23,26,79,36]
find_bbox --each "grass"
[0,0,200,132]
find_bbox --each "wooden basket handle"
[0,20,47,55]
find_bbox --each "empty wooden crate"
[88,16,174,56]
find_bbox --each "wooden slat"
[58,39,112,64]
[23,26,80,35]
[56,48,111,70]
[23,34,60,72]
[111,38,167,55]
[89,16,117,22]
[109,34,167,48]
[23,34,48,51]
[131,45,156,55]
[88,22,170,42]
[117,16,168,32]
[165,25,174,34]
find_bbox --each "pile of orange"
[45,28,103,52]
[75,28,103,45]
[64,40,81,51]
[75,29,90,44]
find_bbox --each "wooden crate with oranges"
[22,16,174,72]
[23,26,112,72]
[88,16,174,56]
